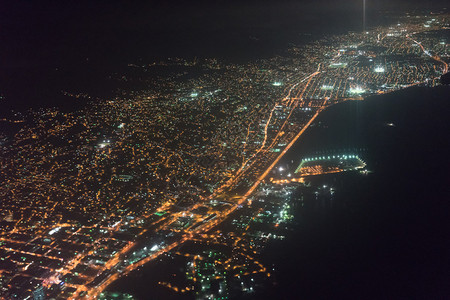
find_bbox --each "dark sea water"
[261,86,450,299]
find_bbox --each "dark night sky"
[1,0,448,63]
[1,0,447,31]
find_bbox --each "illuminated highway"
[407,34,449,74]
[80,67,327,299]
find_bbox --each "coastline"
[107,84,450,299]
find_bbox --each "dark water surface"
[262,86,450,299]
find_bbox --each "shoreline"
[107,84,450,300]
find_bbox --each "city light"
[374,66,386,73]
[349,86,366,94]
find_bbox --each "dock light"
[374,66,385,73]
[349,86,366,94]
